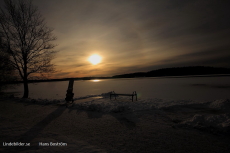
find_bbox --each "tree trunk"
[22,78,29,98]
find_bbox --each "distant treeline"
[7,66,230,83]
[7,77,111,84]
[112,66,230,78]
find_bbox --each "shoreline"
[5,73,230,84]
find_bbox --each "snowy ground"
[1,92,230,152]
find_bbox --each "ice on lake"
[5,76,230,101]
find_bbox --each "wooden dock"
[110,91,137,101]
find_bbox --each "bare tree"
[0,36,15,91]
[0,0,57,98]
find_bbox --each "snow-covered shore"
[1,92,230,152]
[9,92,230,133]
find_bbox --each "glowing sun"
[88,54,102,65]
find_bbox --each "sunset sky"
[2,0,230,78]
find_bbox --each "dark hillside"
[113,66,230,78]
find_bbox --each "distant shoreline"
[6,74,230,84]
[6,66,230,84]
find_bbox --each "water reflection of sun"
[91,79,100,82]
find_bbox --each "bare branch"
[0,0,57,98]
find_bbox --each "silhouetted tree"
[0,36,15,91]
[0,0,56,98]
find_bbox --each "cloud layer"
[1,0,230,78]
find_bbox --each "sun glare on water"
[88,54,102,65]
[91,79,100,82]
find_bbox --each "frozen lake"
[5,76,230,101]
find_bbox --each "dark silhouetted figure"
[65,89,74,104]
[65,79,74,107]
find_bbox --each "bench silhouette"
[110,91,137,101]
